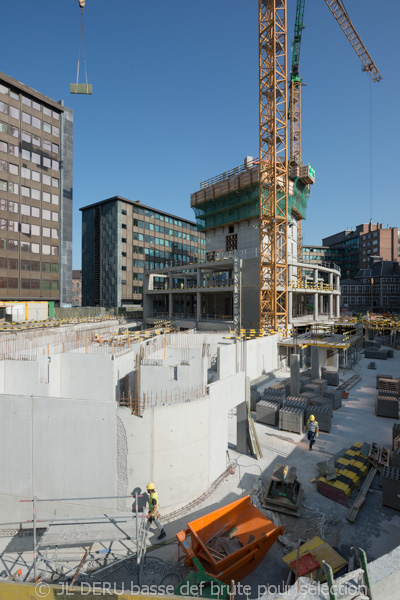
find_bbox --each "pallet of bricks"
[322,388,342,410]
[310,395,333,412]
[279,406,303,434]
[321,366,339,387]
[375,374,399,418]
[393,423,400,451]
[381,466,400,511]
[256,390,284,426]
[256,400,280,426]
[284,396,308,425]
[250,386,261,411]
[306,406,332,433]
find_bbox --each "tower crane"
[259,0,382,332]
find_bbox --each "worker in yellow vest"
[146,483,166,540]
[305,415,319,451]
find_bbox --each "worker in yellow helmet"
[305,415,319,451]
[146,483,166,540]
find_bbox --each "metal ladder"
[322,547,373,600]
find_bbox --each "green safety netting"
[193,178,310,230]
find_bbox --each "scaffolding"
[19,493,149,585]
[191,165,310,232]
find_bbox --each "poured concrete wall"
[118,370,245,512]
[243,335,279,380]
[0,394,116,523]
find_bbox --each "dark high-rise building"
[0,72,73,305]
[81,197,205,308]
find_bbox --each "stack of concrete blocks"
[375,395,399,419]
[378,378,400,396]
[267,384,286,398]
[381,466,400,511]
[300,392,318,405]
[310,396,334,411]
[311,378,328,395]
[365,348,390,360]
[284,397,308,425]
[390,448,400,469]
[279,406,303,434]
[250,387,261,411]
[376,374,393,388]
[263,390,284,402]
[283,378,292,397]
[256,400,280,426]
[378,389,398,398]
[323,389,342,410]
[392,424,400,451]
[300,375,311,389]
[306,406,332,433]
[303,383,321,396]
[321,367,340,387]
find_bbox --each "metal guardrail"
[200,159,258,189]
[289,281,335,291]
[299,258,341,274]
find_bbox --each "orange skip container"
[176,495,283,583]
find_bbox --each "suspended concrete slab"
[70,83,92,95]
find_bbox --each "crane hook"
[78,0,85,13]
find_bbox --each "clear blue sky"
[2,1,399,268]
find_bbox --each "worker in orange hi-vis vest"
[305,415,319,451]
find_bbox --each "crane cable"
[75,1,89,91]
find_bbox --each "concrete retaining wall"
[0,394,116,523]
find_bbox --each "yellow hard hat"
[146,482,155,491]
[310,415,315,421]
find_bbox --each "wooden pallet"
[368,443,390,468]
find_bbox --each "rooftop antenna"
[70,0,93,95]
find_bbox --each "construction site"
[1,1,400,600]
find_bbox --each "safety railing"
[289,280,335,291]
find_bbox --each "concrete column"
[311,345,320,379]
[320,295,324,315]
[332,351,339,369]
[314,293,319,321]
[196,292,201,322]
[168,293,172,319]
[336,295,340,318]
[328,273,333,318]
[288,291,293,324]
[236,376,250,454]
[290,353,300,396]
[197,268,201,288]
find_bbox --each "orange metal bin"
[176,495,283,583]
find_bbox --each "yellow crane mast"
[259,0,289,332]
